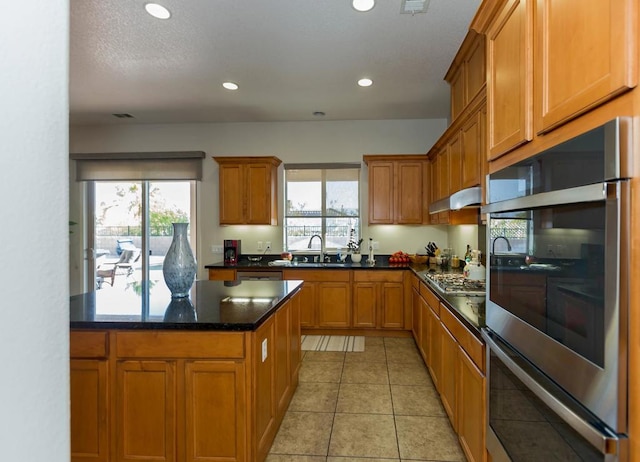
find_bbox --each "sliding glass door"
[88,180,195,299]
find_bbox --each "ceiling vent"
[112,113,135,119]
[400,0,430,14]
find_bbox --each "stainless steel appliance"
[223,239,241,265]
[482,118,630,460]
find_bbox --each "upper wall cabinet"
[446,31,486,122]
[534,0,637,133]
[363,155,427,225]
[213,156,282,225]
[486,0,533,160]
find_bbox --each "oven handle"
[482,182,606,214]
[484,331,621,456]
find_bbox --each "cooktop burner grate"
[424,272,486,295]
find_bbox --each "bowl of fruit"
[389,251,410,265]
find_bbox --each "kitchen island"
[70,279,303,462]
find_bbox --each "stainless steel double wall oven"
[482,118,631,461]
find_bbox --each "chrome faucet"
[492,236,512,254]
[307,234,323,252]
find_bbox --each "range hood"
[429,186,482,214]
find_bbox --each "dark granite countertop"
[205,255,412,271]
[70,280,303,331]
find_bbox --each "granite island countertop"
[70,279,303,331]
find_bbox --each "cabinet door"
[450,66,466,121]
[448,133,462,195]
[289,292,302,380]
[245,162,275,225]
[368,161,394,224]
[465,34,486,104]
[440,325,458,430]
[71,360,109,462]
[116,360,177,462]
[419,296,430,361]
[380,282,404,329]
[184,361,247,462]
[317,282,351,328]
[535,0,637,133]
[254,317,276,462]
[457,348,486,462]
[396,161,424,224]
[487,0,533,159]
[427,306,442,390]
[436,147,449,201]
[461,108,483,189]
[296,282,317,328]
[218,164,245,225]
[412,287,422,346]
[275,301,292,419]
[352,283,377,328]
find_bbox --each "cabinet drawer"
[440,306,484,372]
[283,269,350,282]
[420,283,440,315]
[208,268,236,281]
[70,331,108,358]
[353,270,403,283]
[115,331,246,359]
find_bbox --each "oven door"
[485,180,629,433]
[483,329,627,462]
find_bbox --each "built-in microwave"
[482,118,631,460]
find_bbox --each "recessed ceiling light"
[313,111,326,117]
[222,82,239,90]
[358,78,374,87]
[144,3,171,19]
[352,0,376,12]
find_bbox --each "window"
[284,164,360,252]
[489,213,531,254]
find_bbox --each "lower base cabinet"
[71,293,300,462]
[413,281,487,462]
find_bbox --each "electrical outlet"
[257,241,263,250]
[373,241,379,250]
[266,241,271,250]
[210,245,223,253]
[261,339,268,362]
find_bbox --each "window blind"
[70,151,205,181]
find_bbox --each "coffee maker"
[223,240,241,265]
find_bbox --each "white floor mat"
[301,335,365,352]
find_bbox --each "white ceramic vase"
[350,253,362,263]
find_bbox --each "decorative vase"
[163,222,197,298]
[350,253,362,263]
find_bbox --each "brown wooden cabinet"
[412,282,487,462]
[352,270,405,329]
[440,320,458,429]
[70,359,109,462]
[213,156,281,225]
[70,331,109,462]
[208,268,236,281]
[445,30,486,123]
[461,104,485,189]
[457,347,486,462]
[71,290,301,462]
[283,269,351,329]
[363,155,427,224]
[486,0,533,160]
[534,0,637,133]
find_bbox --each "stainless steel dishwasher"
[236,270,283,281]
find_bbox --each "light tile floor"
[267,337,466,462]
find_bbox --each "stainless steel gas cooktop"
[423,272,486,296]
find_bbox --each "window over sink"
[284,164,360,252]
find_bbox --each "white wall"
[70,119,452,281]
[0,1,69,461]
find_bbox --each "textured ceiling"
[69,0,480,125]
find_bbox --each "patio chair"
[96,248,141,288]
